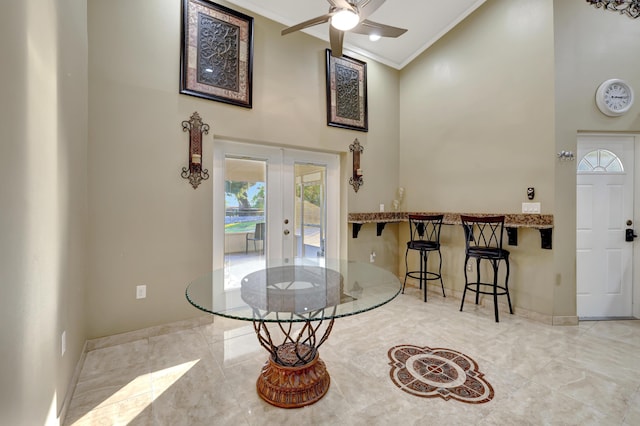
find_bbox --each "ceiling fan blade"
[351,19,407,38]
[358,0,386,20]
[281,13,332,36]
[329,26,344,57]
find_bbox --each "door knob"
[284,229,290,235]
[627,220,633,226]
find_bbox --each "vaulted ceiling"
[226,0,487,69]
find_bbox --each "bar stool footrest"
[406,271,442,281]
[463,282,510,297]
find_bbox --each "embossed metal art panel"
[197,14,239,91]
[181,0,253,108]
[326,49,368,132]
[586,0,640,18]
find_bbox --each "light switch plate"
[522,202,541,214]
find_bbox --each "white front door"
[576,134,635,318]
[213,141,339,287]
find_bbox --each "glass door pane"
[223,157,266,288]
[294,163,326,260]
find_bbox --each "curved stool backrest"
[408,214,444,246]
[460,215,505,252]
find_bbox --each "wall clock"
[595,79,634,116]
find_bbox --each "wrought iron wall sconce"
[181,112,210,189]
[349,139,364,192]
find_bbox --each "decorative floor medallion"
[388,345,494,404]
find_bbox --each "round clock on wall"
[595,79,634,116]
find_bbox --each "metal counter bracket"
[351,222,390,238]
[506,227,518,246]
[505,227,552,249]
[540,228,552,249]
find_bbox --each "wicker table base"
[256,350,330,408]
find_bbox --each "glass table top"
[185,259,401,322]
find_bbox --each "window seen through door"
[577,149,624,173]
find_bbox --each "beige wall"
[8,1,640,421]
[0,0,88,424]
[87,0,400,338]
[398,0,556,316]
[553,2,640,316]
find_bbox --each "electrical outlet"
[136,285,146,299]
[522,202,541,214]
[61,331,66,357]
[467,263,472,272]
[370,252,376,263]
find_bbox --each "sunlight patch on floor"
[69,359,199,426]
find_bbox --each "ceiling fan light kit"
[281,0,407,57]
[331,9,360,31]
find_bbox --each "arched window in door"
[577,149,624,173]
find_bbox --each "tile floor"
[64,285,640,425]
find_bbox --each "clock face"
[604,83,631,111]
[596,79,634,116]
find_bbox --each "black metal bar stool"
[403,214,446,302]
[459,215,513,322]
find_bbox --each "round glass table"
[185,259,401,408]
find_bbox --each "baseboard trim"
[58,339,88,425]
[552,315,579,326]
[86,315,214,351]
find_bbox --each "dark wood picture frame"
[325,49,368,132]
[180,0,254,108]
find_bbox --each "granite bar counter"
[348,211,554,249]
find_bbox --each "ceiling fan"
[281,0,408,57]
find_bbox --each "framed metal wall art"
[325,49,368,132]
[180,0,254,108]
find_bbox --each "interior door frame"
[212,140,340,270]
[576,133,639,319]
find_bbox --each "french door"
[212,141,339,287]
[576,134,635,318]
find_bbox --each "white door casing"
[213,141,340,270]
[576,134,635,318]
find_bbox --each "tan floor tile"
[64,293,640,426]
[480,381,613,425]
[530,359,633,421]
[65,392,153,426]
[623,388,640,425]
